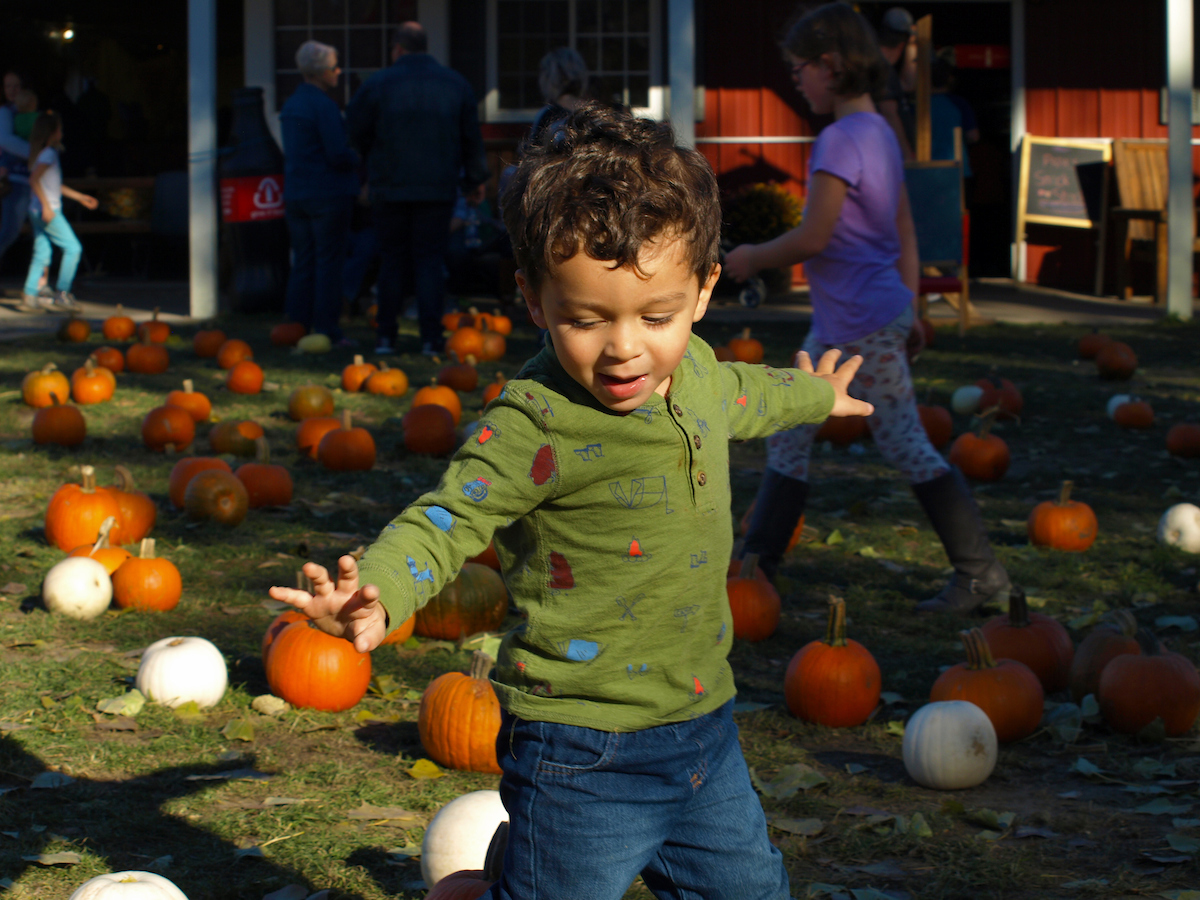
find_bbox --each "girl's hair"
[538,47,589,104]
[27,111,62,167]
[782,2,887,101]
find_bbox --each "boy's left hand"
[723,243,758,281]
[795,348,875,419]
[79,194,99,211]
[267,556,388,653]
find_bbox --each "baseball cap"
[881,7,914,35]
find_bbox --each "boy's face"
[518,239,719,414]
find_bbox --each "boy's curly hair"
[501,102,721,290]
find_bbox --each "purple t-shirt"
[804,112,912,344]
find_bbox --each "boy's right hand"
[795,348,875,419]
[41,206,54,224]
[267,556,388,653]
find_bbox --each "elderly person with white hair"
[529,47,590,145]
[279,40,360,346]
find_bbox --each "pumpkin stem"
[470,650,496,681]
[114,464,136,492]
[80,464,98,493]
[469,305,480,316]
[1134,627,1162,656]
[1057,481,1074,505]
[824,595,848,647]
[139,537,156,559]
[254,435,271,463]
[977,407,1000,439]
[741,326,752,340]
[341,409,352,430]
[465,354,477,366]
[740,553,760,580]
[353,354,365,366]
[965,627,999,670]
[84,357,96,376]
[1106,608,1138,637]
[41,362,58,375]
[495,372,505,382]
[183,379,194,393]
[91,516,117,553]
[1007,585,1030,628]
[152,306,160,322]
[49,391,61,407]
[378,361,389,372]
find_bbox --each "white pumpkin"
[1106,393,1133,419]
[43,556,113,620]
[136,637,228,709]
[421,789,507,888]
[1159,503,1200,554]
[950,385,984,416]
[69,871,189,900]
[902,700,997,790]
[296,333,332,354]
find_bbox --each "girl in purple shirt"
[724,2,1009,614]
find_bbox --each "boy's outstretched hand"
[795,348,875,419]
[267,556,388,653]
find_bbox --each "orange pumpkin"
[262,606,308,657]
[727,327,764,364]
[165,379,212,423]
[918,403,953,449]
[713,345,736,362]
[44,465,124,552]
[468,541,501,571]
[482,372,507,406]
[184,468,250,527]
[32,394,86,447]
[71,358,116,405]
[725,553,780,642]
[235,437,294,508]
[403,403,457,455]
[1027,480,1097,552]
[22,363,71,408]
[446,326,485,363]
[948,410,1009,482]
[208,419,264,457]
[287,384,335,421]
[438,357,479,392]
[68,516,132,575]
[413,382,462,426]
[193,328,227,358]
[419,651,503,774]
[136,307,170,343]
[379,611,417,645]
[815,414,869,446]
[980,586,1075,694]
[265,619,372,711]
[479,330,506,363]
[125,339,170,375]
[102,305,137,341]
[296,416,341,460]
[1098,629,1200,736]
[317,410,376,471]
[226,359,265,395]
[1166,423,1200,459]
[1095,340,1137,380]
[142,405,195,453]
[111,537,183,612]
[168,457,233,509]
[1112,399,1154,429]
[488,310,513,336]
[341,354,378,392]
[1078,329,1112,360]
[414,563,508,639]
[57,315,91,343]
[269,321,307,347]
[109,464,157,544]
[216,338,253,370]
[975,377,1023,421]
[1069,609,1141,703]
[785,596,882,728]
[930,628,1044,743]
[92,346,125,374]
[364,362,409,397]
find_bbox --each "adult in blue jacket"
[280,40,359,345]
[0,71,32,274]
[346,21,488,356]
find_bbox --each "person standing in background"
[875,7,916,161]
[346,21,488,357]
[530,47,590,145]
[280,40,360,347]
[0,71,32,272]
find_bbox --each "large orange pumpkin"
[1166,423,1200,459]
[1027,480,1097,552]
[815,414,869,447]
[208,419,264,456]
[1095,340,1137,380]
[125,339,170,375]
[102,305,137,341]
[980,587,1075,694]
[142,405,195,453]
[226,360,265,395]
[168,457,233,509]
[287,384,335,421]
[948,411,1009,482]
[165,379,212,423]
[44,465,124,552]
[265,619,372,711]
[216,338,253,370]
[92,346,125,374]
[445,326,485,363]
[109,464,157,544]
[340,355,377,392]
[192,327,227,358]
[379,611,417,645]
[262,607,309,658]
[111,537,183,612]
[1068,609,1141,703]
[32,395,86,447]
[364,362,409,397]
[975,377,1023,421]
[68,515,132,575]
[235,437,294,508]
[414,563,508,639]
[1112,399,1154,430]
[413,382,462,426]
[918,404,953,449]
[136,307,171,343]
[317,410,376,471]
[183,469,250,526]
[57,314,91,343]
[1098,629,1200,736]
[419,651,503,774]
[725,553,780,642]
[1078,329,1112,360]
[727,327,764,364]
[403,404,457,455]
[784,596,881,728]
[930,628,1044,743]
[296,416,341,460]
[479,330,506,363]
[482,372,507,406]
[22,363,71,408]
[71,358,116,405]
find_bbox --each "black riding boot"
[911,466,1011,613]
[740,468,809,581]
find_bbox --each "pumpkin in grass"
[438,356,479,393]
[102,305,137,341]
[482,372,507,406]
[413,381,462,426]
[137,307,170,343]
[208,419,264,457]
[265,618,372,711]
[918,404,953,449]
[948,409,1009,482]
[727,327,764,364]
[785,596,881,728]
[725,553,780,642]
[1027,480,1097,552]
[168,457,233,509]
[415,563,508,639]
[902,700,997,790]
[32,394,86,447]
[488,310,512,336]
[57,314,91,343]
[479,330,506,362]
[269,321,307,347]
[44,465,124,552]
[235,437,293,508]
[184,468,250,526]
[341,354,378,392]
[403,403,457,455]
[69,516,131,575]
[112,538,183,611]
[225,359,264,394]
[975,377,1023,420]
[287,384,335,421]
[1112,398,1154,429]
[296,415,341,459]
[1069,609,1140,703]
[1078,329,1112,360]
[165,379,212,422]
[1098,628,1200,736]
[68,870,190,900]
[930,628,1044,743]
[215,338,253,370]
[71,358,116,405]
[420,651,503,774]
[446,325,485,363]
[109,465,156,543]
[364,362,409,397]
[379,611,417,645]
[1095,340,1137,380]
[92,346,125,373]
[713,344,736,362]
[815,414,869,446]
[263,607,309,658]
[317,409,376,471]
[125,339,169,375]
[193,327,227,358]
[142,404,195,453]
[468,541,501,571]
[22,363,70,408]
[421,792,508,890]
[1166,423,1200,459]
[980,587,1074,694]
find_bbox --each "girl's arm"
[29,162,52,221]
[723,171,848,279]
[61,184,99,210]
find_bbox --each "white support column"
[188,0,218,319]
[418,0,450,65]
[1010,0,1026,282]
[668,0,695,147]
[1166,0,1193,320]
[244,0,279,145]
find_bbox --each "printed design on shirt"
[557,638,604,662]
[515,661,526,673]
[623,537,650,562]
[572,443,604,462]
[424,506,454,532]
[716,622,727,645]
[530,682,554,696]
[756,392,768,416]
[682,347,708,378]
[685,408,711,437]
[462,477,491,502]
[614,593,645,621]
[632,405,659,424]
[735,394,748,408]
[522,391,554,418]
[773,369,796,387]
[530,444,557,485]
[689,551,708,569]
[609,476,671,513]
[476,422,498,444]
[548,551,574,590]
[407,556,434,585]
[690,675,706,700]
[674,604,701,632]
[627,663,649,680]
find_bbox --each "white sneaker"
[15,293,53,313]
[52,291,82,313]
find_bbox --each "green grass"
[0,309,1199,898]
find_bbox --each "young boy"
[271,104,872,899]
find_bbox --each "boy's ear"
[692,263,721,324]
[515,270,549,329]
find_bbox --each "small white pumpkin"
[902,700,997,790]
[421,789,507,888]
[950,385,984,416]
[136,636,228,709]
[296,333,332,354]
[69,870,189,900]
[43,556,113,620]
[1159,503,1200,554]
[1106,393,1133,419]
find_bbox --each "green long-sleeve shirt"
[358,333,834,732]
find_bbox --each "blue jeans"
[488,700,790,900]
[373,200,454,349]
[24,209,82,296]
[0,180,30,270]
[284,194,354,341]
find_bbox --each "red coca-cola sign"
[220,174,286,223]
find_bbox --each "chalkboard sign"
[1018,135,1111,229]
